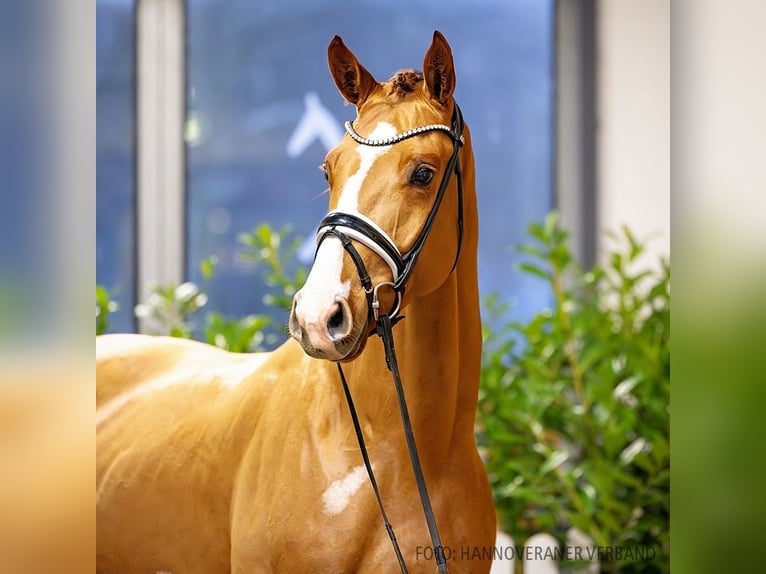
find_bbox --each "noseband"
[316,104,465,325]
[312,104,465,574]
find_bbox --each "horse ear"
[422,31,456,105]
[327,35,378,106]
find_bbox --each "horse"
[97,31,496,573]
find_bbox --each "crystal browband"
[344,120,464,147]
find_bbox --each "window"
[95,0,557,336]
[96,0,136,332]
[185,0,555,335]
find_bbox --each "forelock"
[387,69,424,98]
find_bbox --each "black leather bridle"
[314,104,465,574]
[316,104,465,327]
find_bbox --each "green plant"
[196,255,281,352]
[238,223,308,311]
[203,312,274,353]
[101,225,309,352]
[134,281,208,338]
[478,213,670,573]
[96,285,118,335]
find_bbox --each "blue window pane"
[0,2,49,338]
[186,0,554,337]
[97,0,136,332]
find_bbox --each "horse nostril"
[327,304,344,330]
[326,301,350,341]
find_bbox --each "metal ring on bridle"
[371,282,401,321]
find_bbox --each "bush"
[133,281,209,338]
[238,223,308,313]
[97,225,307,353]
[477,214,670,573]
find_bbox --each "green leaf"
[96,285,116,335]
[542,211,559,241]
[613,375,642,399]
[622,225,644,261]
[539,450,569,475]
[257,224,272,246]
[199,255,218,280]
[516,262,550,280]
[512,243,545,259]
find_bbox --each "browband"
[345,119,464,147]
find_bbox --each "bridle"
[313,104,465,574]
[316,104,465,327]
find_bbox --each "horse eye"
[411,167,434,186]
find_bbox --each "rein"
[316,105,465,574]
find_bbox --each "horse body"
[97,32,495,573]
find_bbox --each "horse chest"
[230,480,377,573]
[230,426,404,571]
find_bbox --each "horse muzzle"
[288,291,366,361]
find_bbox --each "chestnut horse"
[97,32,495,573]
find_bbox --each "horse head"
[289,31,468,361]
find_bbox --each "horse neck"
[336,263,480,460]
[337,182,480,457]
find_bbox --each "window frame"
[135,0,186,331]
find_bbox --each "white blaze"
[336,122,396,212]
[296,122,396,319]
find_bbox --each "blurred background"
[96,0,669,335]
